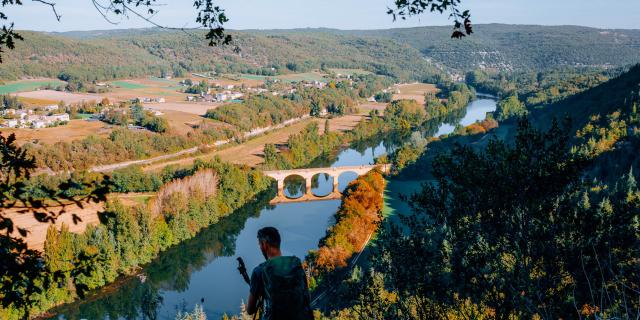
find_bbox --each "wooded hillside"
[3,24,639,83]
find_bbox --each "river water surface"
[53,97,496,320]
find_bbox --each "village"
[0,104,70,128]
[0,72,346,133]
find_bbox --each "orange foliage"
[461,118,499,136]
[310,169,385,273]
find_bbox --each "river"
[52,97,496,320]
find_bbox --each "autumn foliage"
[457,118,499,135]
[309,169,385,274]
[151,169,218,217]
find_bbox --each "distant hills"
[1,24,639,82]
[342,24,640,71]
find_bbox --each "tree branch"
[31,0,61,21]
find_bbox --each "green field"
[234,72,328,83]
[148,76,178,84]
[0,80,65,94]
[75,113,94,120]
[237,74,269,81]
[277,72,327,83]
[328,68,372,76]
[111,81,148,89]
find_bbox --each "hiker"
[247,227,313,320]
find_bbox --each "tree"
[367,118,640,318]
[496,93,527,120]
[0,133,110,313]
[374,91,392,103]
[385,99,427,130]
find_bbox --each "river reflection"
[436,99,499,136]
[52,96,496,320]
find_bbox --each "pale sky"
[6,0,640,32]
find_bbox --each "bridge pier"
[305,176,313,196]
[333,179,340,194]
[277,179,284,197]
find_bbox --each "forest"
[0,29,440,83]
[314,65,640,320]
[344,24,640,71]
[1,25,639,85]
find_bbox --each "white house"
[31,120,46,129]
[47,113,70,122]
[43,105,59,112]
[2,119,18,128]
[215,93,228,101]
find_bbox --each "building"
[2,119,18,128]
[2,113,71,128]
[48,114,70,122]
[215,93,228,101]
[43,105,59,112]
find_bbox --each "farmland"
[328,68,373,76]
[0,79,65,94]
[392,82,439,104]
[232,71,327,83]
[15,89,104,104]
[0,119,112,145]
[143,101,221,116]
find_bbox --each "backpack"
[261,256,312,320]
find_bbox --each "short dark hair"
[257,227,281,248]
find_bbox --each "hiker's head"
[257,227,281,259]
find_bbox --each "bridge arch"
[282,174,306,199]
[310,172,334,197]
[336,171,359,193]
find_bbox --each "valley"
[0,20,638,320]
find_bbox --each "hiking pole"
[237,257,262,320]
[237,257,251,285]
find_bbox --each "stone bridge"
[263,164,390,204]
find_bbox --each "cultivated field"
[0,119,112,145]
[105,78,187,103]
[0,79,65,94]
[143,101,221,116]
[16,96,60,107]
[358,102,387,115]
[15,90,104,104]
[328,68,372,76]
[158,109,230,136]
[6,200,103,251]
[392,83,438,105]
[230,71,327,83]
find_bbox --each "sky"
[6,0,640,32]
